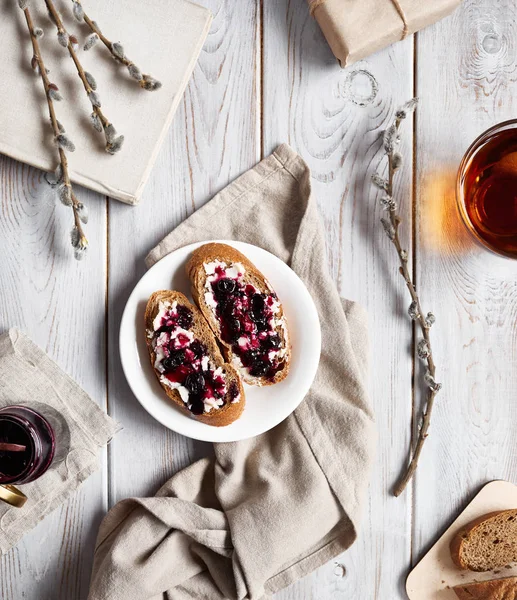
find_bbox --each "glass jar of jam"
[0,406,55,507]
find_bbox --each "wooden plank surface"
[0,157,107,599]
[412,0,517,565]
[107,0,260,503]
[262,2,415,598]
[2,0,517,598]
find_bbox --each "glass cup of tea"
[457,119,517,258]
[0,406,55,508]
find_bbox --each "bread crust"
[453,576,517,599]
[145,290,245,426]
[186,243,291,386]
[450,510,517,571]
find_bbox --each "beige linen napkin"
[0,328,120,554]
[88,143,376,600]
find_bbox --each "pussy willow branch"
[372,99,442,497]
[45,0,124,154]
[70,0,161,91]
[21,2,88,259]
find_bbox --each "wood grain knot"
[340,69,378,106]
[482,33,502,54]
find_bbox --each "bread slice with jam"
[145,290,244,426]
[186,243,291,386]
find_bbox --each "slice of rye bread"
[186,243,291,386]
[453,576,517,600]
[450,510,517,571]
[145,290,245,427]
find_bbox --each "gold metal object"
[0,484,27,508]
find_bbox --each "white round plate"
[119,240,321,442]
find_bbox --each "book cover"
[0,0,212,204]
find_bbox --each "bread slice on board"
[450,509,517,571]
[453,576,517,599]
[145,290,245,426]
[186,243,291,386]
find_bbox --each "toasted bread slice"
[450,509,517,571]
[186,243,291,386]
[145,290,245,426]
[453,576,517,599]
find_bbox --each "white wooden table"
[2,0,517,598]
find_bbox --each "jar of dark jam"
[0,406,55,507]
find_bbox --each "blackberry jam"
[205,263,287,381]
[150,300,231,414]
[0,406,55,485]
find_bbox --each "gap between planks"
[259,0,265,160]
[410,30,418,569]
[105,195,111,511]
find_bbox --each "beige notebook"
[1,0,212,204]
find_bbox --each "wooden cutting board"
[407,480,517,599]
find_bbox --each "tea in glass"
[457,120,517,258]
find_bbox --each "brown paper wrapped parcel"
[309,0,462,67]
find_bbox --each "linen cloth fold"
[88,143,376,600]
[0,329,120,554]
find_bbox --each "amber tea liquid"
[459,123,517,257]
